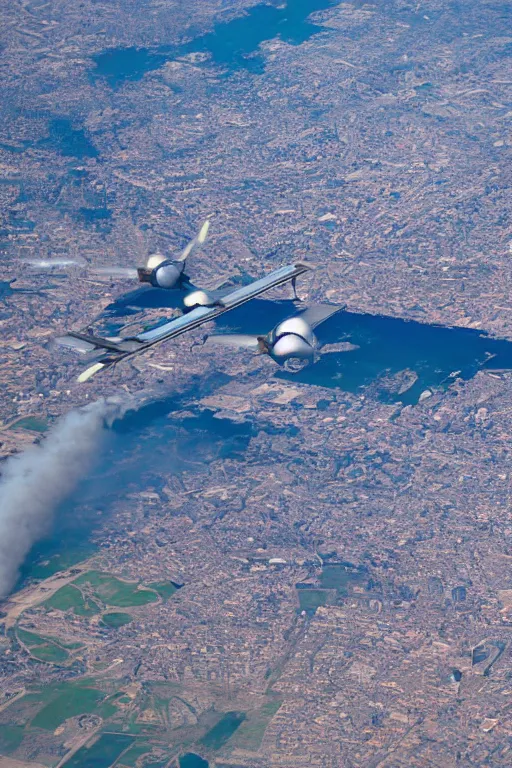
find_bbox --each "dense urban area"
[1,0,511,766]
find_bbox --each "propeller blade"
[205,333,261,350]
[177,219,210,262]
[92,267,139,279]
[146,253,167,270]
[299,303,344,330]
[77,362,106,383]
[23,258,84,269]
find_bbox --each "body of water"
[180,754,209,768]
[38,118,98,159]
[95,290,512,406]
[93,0,338,86]
[208,298,512,405]
[285,310,512,405]
[0,281,16,299]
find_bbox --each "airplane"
[24,220,212,306]
[204,303,345,370]
[57,261,313,382]
[135,220,210,295]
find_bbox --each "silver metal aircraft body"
[205,303,345,370]
[134,220,210,291]
[57,261,312,382]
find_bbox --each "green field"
[200,711,246,751]
[17,626,83,656]
[0,724,24,755]
[297,589,328,613]
[116,742,152,767]
[74,571,159,607]
[45,573,175,623]
[118,742,170,768]
[149,581,179,601]
[31,685,112,730]
[320,564,367,593]
[25,542,97,581]
[101,612,133,628]
[16,629,45,646]
[16,628,69,664]
[45,583,101,617]
[0,679,225,768]
[10,416,48,432]
[63,733,134,768]
[30,643,68,663]
[0,682,171,765]
[227,699,282,751]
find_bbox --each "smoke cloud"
[0,396,136,598]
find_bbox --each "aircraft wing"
[299,303,345,330]
[57,262,312,382]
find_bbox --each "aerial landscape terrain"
[0,0,511,766]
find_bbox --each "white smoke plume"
[0,396,136,598]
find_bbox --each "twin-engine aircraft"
[53,220,342,382]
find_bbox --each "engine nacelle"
[137,259,183,289]
[183,289,219,308]
[273,316,315,346]
[154,262,182,289]
[271,333,314,362]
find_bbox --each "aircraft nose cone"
[155,263,181,288]
[272,334,314,361]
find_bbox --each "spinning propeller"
[205,303,345,369]
[23,220,211,292]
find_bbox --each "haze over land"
[0,397,136,598]
[0,0,512,767]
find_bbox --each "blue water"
[0,279,41,297]
[214,300,512,405]
[8,211,35,232]
[0,141,31,154]
[94,292,512,406]
[0,281,15,298]
[38,118,98,159]
[180,754,209,768]
[93,0,338,86]
[79,208,112,223]
[1,118,97,161]
[285,311,512,405]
